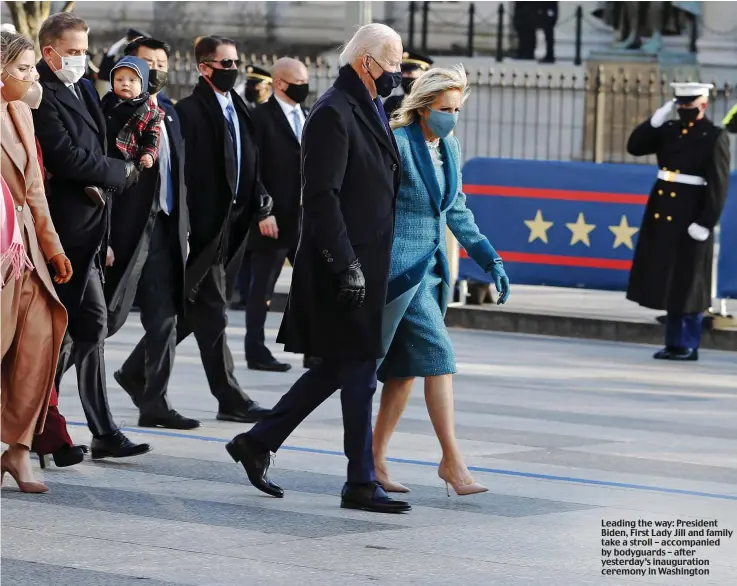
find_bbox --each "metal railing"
[151,51,736,166]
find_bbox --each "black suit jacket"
[105,96,190,334]
[33,58,128,314]
[246,95,307,252]
[174,77,268,298]
[277,65,401,360]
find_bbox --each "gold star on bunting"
[608,215,639,250]
[566,212,595,247]
[524,210,553,244]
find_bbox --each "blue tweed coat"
[377,121,500,381]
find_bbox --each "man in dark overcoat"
[225,23,411,514]
[240,57,309,372]
[626,82,731,361]
[102,37,199,430]
[121,35,273,423]
[34,13,150,459]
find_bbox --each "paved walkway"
[2,314,737,585]
[272,267,737,325]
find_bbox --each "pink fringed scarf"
[1,174,33,290]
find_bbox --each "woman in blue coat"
[373,65,510,496]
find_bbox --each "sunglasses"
[202,58,240,69]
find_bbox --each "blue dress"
[377,122,501,382]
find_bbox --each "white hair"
[338,23,402,66]
[391,65,470,129]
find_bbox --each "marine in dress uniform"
[724,102,737,134]
[626,82,731,361]
[382,51,433,117]
[239,65,272,110]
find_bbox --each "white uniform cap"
[670,82,714,103]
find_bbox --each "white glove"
[107,36,129,57]
[687,223,710,241]
[650,100,676,128]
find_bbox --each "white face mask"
[48,48,87,84]
[21,81,43,109]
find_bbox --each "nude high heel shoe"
[376,475,411,493]
[374,461,410,493]
[438,462,488,497]
[1,452,49,493]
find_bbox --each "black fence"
[151,52,735,167]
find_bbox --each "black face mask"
[207,67,238,93]
[148,69,168,94]
[401,77,414,94]
[284,82,309,104]
[366,57,401,98]
[677,107,700,124]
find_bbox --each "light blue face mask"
[426,108,459,139]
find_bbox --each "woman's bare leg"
[373,377,414,489]
[424,374,483,489]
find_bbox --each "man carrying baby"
[85,55,162,207]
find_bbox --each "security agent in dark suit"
[34,13,149,458]
[149,36,272,423]
[241,57,309,372]
[382,51,433,117]
[514,2,558,63]
[226,23,411,514]
[102,37,199,430]
[626,82,730,361]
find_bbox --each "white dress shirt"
[158,117,173,215]
[274,94,306,142]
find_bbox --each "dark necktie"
[225,104,238,148]
[374,98,391,136]
[73,84,84,103]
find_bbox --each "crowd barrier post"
[446,227,467,307]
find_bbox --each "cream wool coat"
[1,100,67,446]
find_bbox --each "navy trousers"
[665,312,703,350]
[247,358,377,484]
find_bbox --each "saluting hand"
[49,253,73,284]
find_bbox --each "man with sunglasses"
[168,36,273,423]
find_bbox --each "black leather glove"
[258,193,274,220]
[337,259,366,308]
[124,161,140,190]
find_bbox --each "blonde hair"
[390,64,470,130]
[1,30,34,70]
[338,23,402,66]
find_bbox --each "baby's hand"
[139,154,154,168]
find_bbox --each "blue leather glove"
[487,259,510,305]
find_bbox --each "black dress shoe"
[90,431,152,460]
[139,409,201,430]
[114,369,143,407]
[341,481,412,514]
[225,433,283,498]
[217,401,271,423]
[38,444,88,469]
[247,358,292,372]
[653,347,699,361]
[303,356,323,369]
